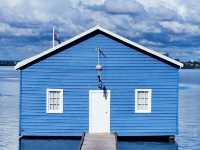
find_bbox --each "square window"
[135,89,152,113]
[46,89,63,113]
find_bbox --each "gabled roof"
[15,25,183,69]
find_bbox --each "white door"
[89,90,110,133]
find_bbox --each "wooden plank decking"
[80,133,117,150]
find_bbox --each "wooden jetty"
[80,133,117,150]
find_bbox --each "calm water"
[0,67,200,150]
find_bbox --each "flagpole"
[52,26,55,47]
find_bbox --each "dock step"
[81,133,117,150]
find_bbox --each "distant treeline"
[0,60,18,66]
[182,61,200,69]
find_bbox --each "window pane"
[48,90,62,112]
[137,90,150,111]
[145,98,148,105]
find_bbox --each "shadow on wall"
[19,137,178,150]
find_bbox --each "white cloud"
[130,21,161,33]
[0,0,199,37]
[80,0,105,6]
[104,0,144,14]
[137,0,200,23]
[0,23,39,36]
[139,39,163,46]
[160,21,200,35]
[137,0,179,20]
[0,0,200,61]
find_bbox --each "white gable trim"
[15,25,183,69]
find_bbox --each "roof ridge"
[15,26,183,69]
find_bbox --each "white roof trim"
[15,25,183,69]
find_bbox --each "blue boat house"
[15,26,183,138]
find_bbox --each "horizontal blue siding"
[20,34,179,136]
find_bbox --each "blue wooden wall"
[20,33,179,136]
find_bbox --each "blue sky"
[0,0,200,61]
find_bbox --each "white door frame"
[89,90,110,133]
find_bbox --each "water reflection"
[118,141,178,150]
[19,138,80,150]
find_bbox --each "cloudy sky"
[0,0,200,61]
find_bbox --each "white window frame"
[46,88,63,113]
[135,89,152,113]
